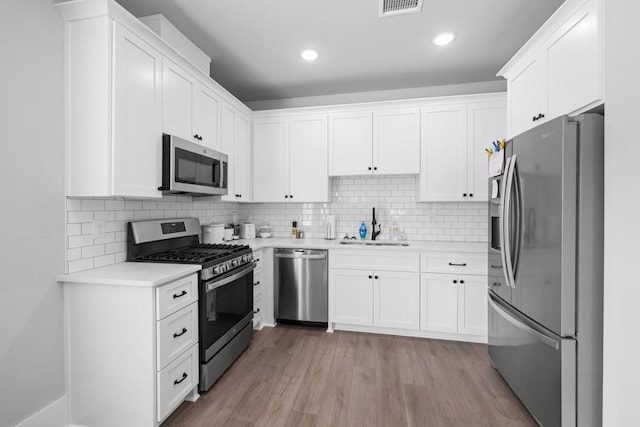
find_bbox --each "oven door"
[200,263,254,362]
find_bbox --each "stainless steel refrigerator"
[487,114,603,427]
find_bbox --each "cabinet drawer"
[421,253,487,275]
[157,302,198,370]
[156,273,198,320]
[331,250,419,272]
[253,250,264,269]
[253,266,263,290]
[157,343,198,422]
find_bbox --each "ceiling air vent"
[379,0,423,17]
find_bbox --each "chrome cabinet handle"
[254,308,261,314]
[448,262,467,267]
[173,327,187,338]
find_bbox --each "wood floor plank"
[162,327,537,427]
[291,331,338,416]
[314,331,357,427]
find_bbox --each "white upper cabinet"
[418,95,506,202]
[162,59,194,142]
[499,0,603,138]
[221,102,252,202]
[373,108,421,174]
[112,23,163,198]
[508,56,547,138]
[419,104,468,202]
[62,14,163,198]
[253,117,290,202]
[253,114,328,203]
[328,108,420,176]
[545,0,601,119]
[328,112,372,176]
[467,101,507,201]
[193,84,221,150]
[163,58,221,150]
[289,115,329,202]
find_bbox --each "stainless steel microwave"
[159,134,228,196]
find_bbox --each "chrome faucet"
[372,207,381,240]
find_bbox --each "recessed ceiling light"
[432,32,456,46]
[300,49,319,61]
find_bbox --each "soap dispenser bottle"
[359,221,367,239]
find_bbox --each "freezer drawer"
[488,292,576,427]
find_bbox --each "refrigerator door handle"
[512,157,524,283]
[489,294,559,350]
[499,156,512,288]
[502,155,517,288]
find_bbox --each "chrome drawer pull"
[173,327,187,338]
[174,372,188,385]
[448,262,467,267]
[172,290,187,299]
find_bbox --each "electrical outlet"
[93,220,106,239]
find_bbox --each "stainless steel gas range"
[127,218,255,392]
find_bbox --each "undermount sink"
[339,240,410,247]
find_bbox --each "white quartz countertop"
[57,262,201,287]
[235,238,487,253]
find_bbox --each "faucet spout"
[372,207,381,240]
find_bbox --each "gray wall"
[0,1,66,425]
[602,0,640,424]
[246,80,506,110]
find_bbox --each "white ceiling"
[114,0,564,103]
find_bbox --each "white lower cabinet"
[420,252,488,341]
[329,251,420,331]
[421,273,458,333]
[332,269,375,326]
[375,271,420,330]
[61,271,200,426]
[421,273,488,338]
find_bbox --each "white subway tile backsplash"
[81,199,105,211]
[67,211,93,223]
[65,176,488,274]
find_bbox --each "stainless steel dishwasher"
[274,248,328,323]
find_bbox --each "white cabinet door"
[112,23,162,198]
[546,0,601,119]
[332,269,374,326]
[419,105,468,201]
[328,112,372,176]
[374,271,419,330]
[457,275,488,337]
[253,117,290,202]
[420,273,458,333]
[373,108,420,174]
[193,83,220,150]
[508,56,546,138]
[289,114,329,202]
[467,101,507,201]
[234,112,252,201]
[162,58,194,142]
[220,103,236,201]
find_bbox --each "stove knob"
[232,259,239,267]
[213,266,220,274]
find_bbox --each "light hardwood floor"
[163,325,536,427]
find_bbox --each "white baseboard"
[16,395,67,427]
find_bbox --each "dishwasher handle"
[275,252,326,260]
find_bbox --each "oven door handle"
[206,263,255,292]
